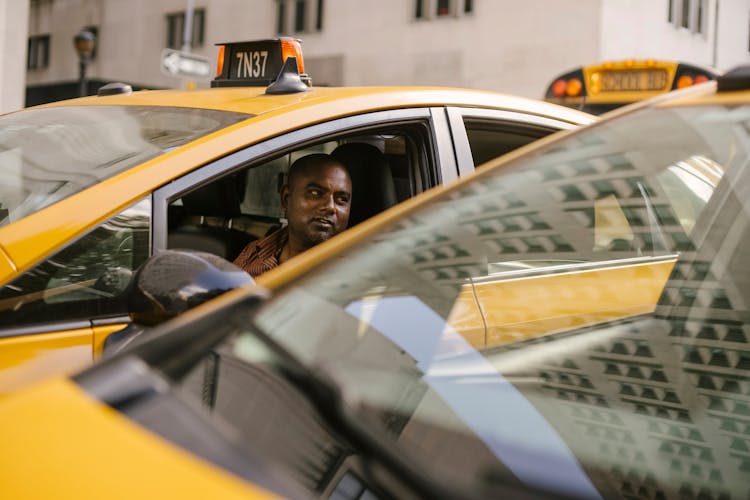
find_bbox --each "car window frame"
[152,107,454,252]
[446,107,582,176]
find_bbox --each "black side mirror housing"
[104,250,254,355]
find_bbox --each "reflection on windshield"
[0,106,249,226]
[209,105,749,498]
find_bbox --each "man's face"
[281,161,352,250]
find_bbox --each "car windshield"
[0,105,250,225]
[181,103,750,498]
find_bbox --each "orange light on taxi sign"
[280,38,305,75]
[216,45,225,77]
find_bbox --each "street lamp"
[73,29,96,97]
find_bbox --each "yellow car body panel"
[0,247,15,286]
[0,328,92,394]
[92,323,129,359]
[0,377,279,499]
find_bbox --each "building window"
[416,0,473,20]
[316,0,324,31]
[166,8,205,49]
[670,0,706,34]
[276,0,286,33]
[437,0,450,16]
[27,34,50,70]
[695,0,705,33]
[276,0,322,33]
[681,0,690,28]
[294,0,306,32]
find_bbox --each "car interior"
[167,126,433,262]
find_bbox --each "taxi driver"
[233,153,352,277]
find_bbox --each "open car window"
[166,123,433,262]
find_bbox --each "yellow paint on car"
[0,377,280,499]
[0,329,92,394]
[92,323,129,359]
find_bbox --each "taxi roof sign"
[211,38,310,90]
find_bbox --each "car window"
[463,118,554,166]
[192,104,750,498]
[0,106,249,226]
[0,198,150,330]
[166,123,434,262]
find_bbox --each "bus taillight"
[552,79,568,97]
[566,78,583,97]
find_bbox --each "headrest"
[332,143,397,226]
[182,173,246,218]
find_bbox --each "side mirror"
[104,250,254,355]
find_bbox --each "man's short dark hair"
[287,153,346,187]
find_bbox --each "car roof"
[37,85,595,125]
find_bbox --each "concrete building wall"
[600,0,713,65]
[715,0,750,69]
[299,0,601,97]
[599,0,750,71]
[0,0,30,113]
[21,0,750,106]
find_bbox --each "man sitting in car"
[234,153,352,277]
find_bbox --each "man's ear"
[280,184,290,211]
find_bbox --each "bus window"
[544,60,720,115]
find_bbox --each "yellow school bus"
[544,59,720,114]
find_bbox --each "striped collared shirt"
[233,227,288,278]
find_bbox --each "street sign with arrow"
[160,48,212,80]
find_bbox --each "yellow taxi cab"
[2,63,749,499]
[0,38,595,389]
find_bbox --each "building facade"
[0,0,30,113]
[16,0,750,107]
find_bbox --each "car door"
[0,198,151,390]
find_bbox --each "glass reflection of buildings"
[401,132,750,499]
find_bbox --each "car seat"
[331,143,397,227]
[168,174,256,260]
